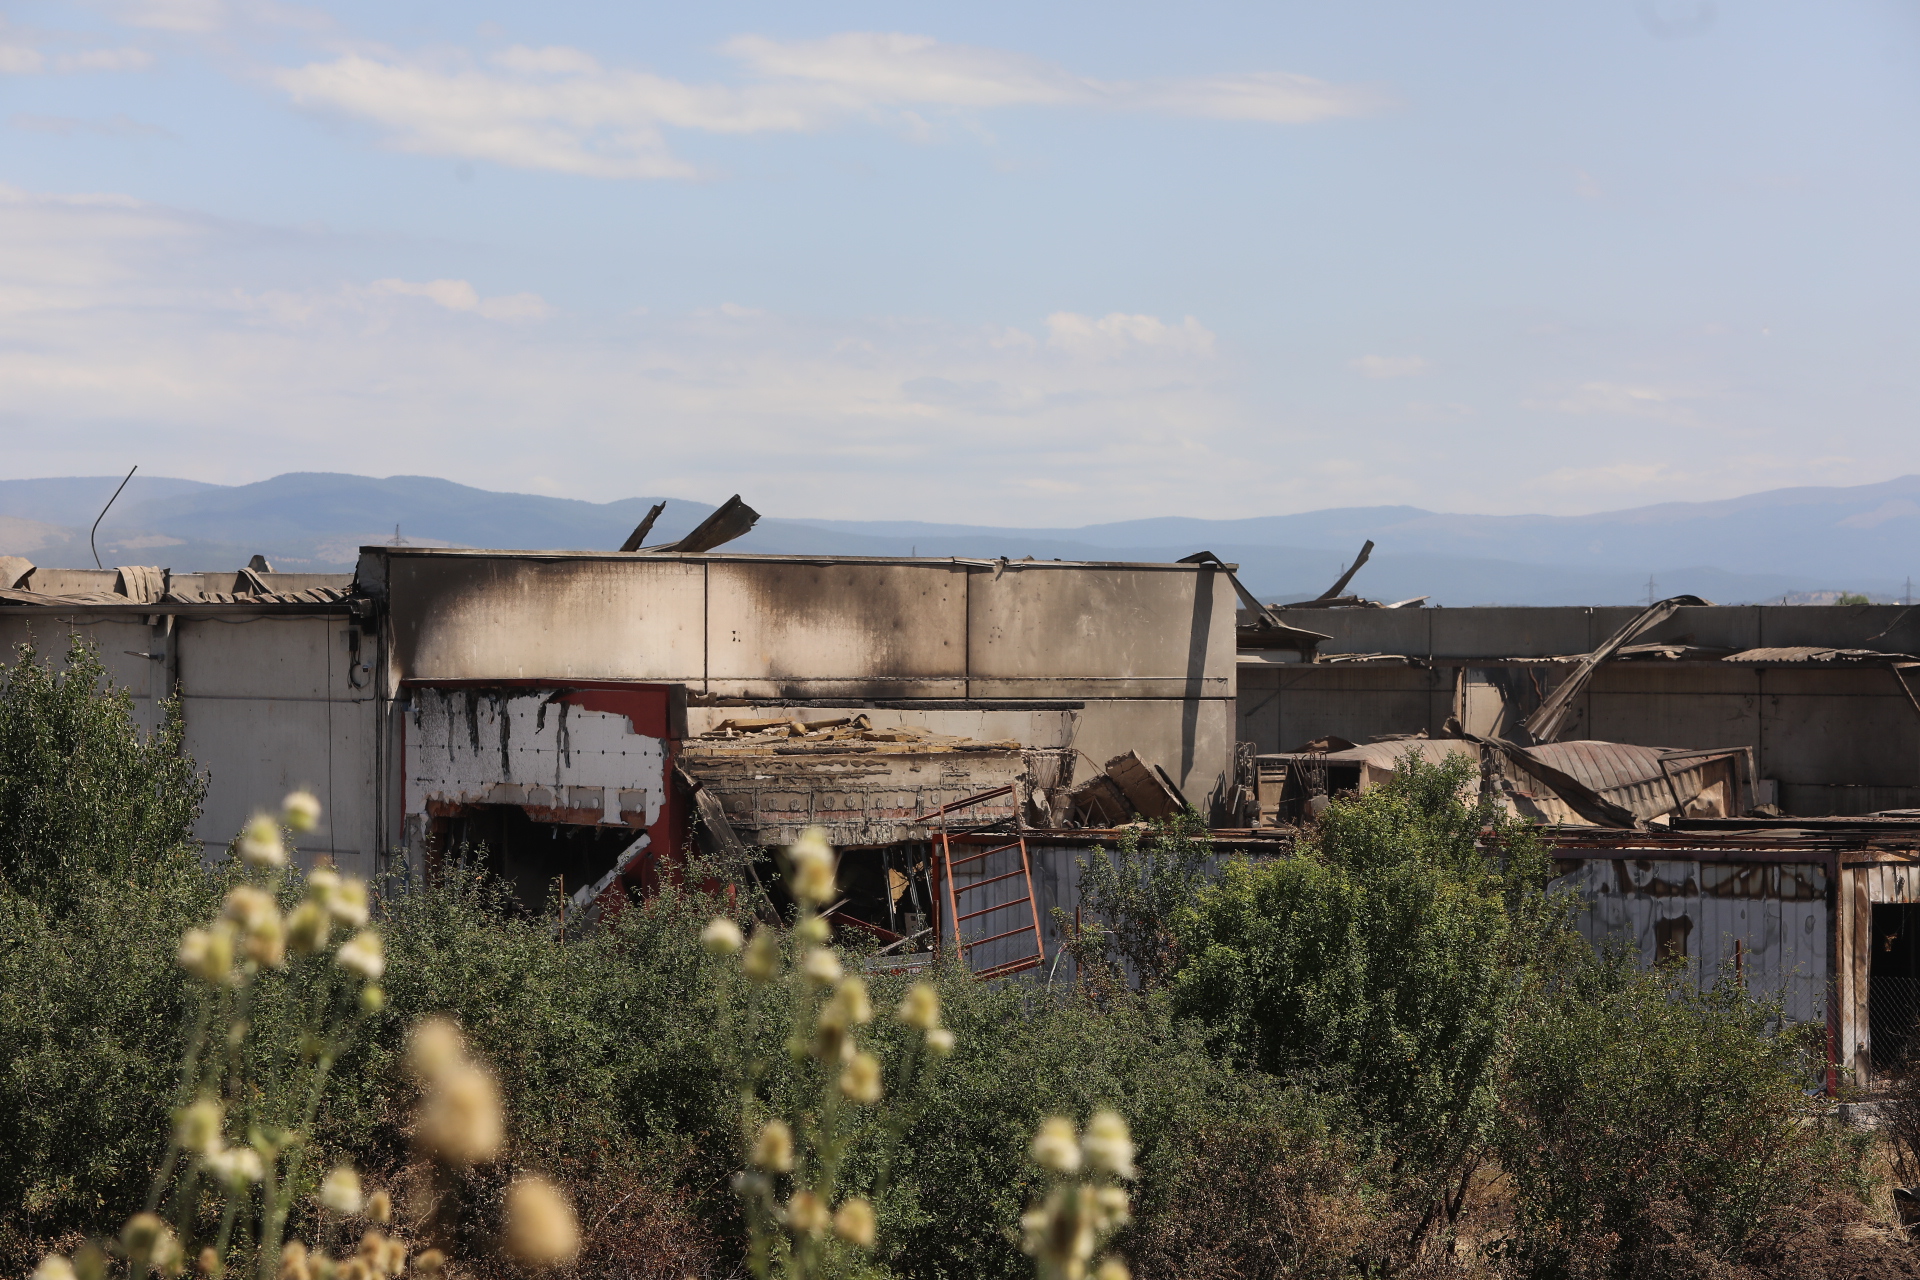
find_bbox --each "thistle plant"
[25,792,579,1280]
[22,792,384,1280]
[710,827,955,1280]
[1020,1111,1136,1280]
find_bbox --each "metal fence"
[1872,975,1920,1071]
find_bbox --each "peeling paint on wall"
[406,686,669,827]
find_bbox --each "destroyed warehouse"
[9,524,1920,1081]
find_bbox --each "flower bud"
[73,1244,107,1280]
[281,790,322,833]
[700,917,743,955]
[801,947,842,987]
[741,928,781,983]
[306,867,340,907]
[178,924,235,984]
[839,1051,883,1105]
[786,828,837,907]
[276,1245,310,1280]
[751,1119,794,1172]
[896,982,941,1030]
[366,1190,391,1225]
[224,885,278,930]
[244,911,286,969]
[1082,1109,1136,1180]
[334,931,384,981]
[205,1146,264,1186]
[407,1018,465,1081]
[412,1252,444,1276]
[195,1248,218,1278]
[328,878,370,928]
[286,901,331,955]
[831,976,872,1025]
[240,814,286,868]
[1096,1258,1131,1280]
[785,1190,830,1237]
[1031,1117,1081,1174]
[833,1198,877,1249]
[174,1098,223,1155]
[1092,1185,1131,1232]
[925,1027,955,1058]
[794,915,830,944]
[359,985,385,1015]
[503,1177,580,1268]
[419,1063,503,1164]
[319,1166,362,1214]
[31,1256,76,1280]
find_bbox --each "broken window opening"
[1871,903,1920,1072]
[428,804,643,917]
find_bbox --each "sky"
[0,0,1916,524]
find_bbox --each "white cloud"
[0,185,1245,522]
[1349,353,1428,379]
[0,44,43,73]
[111,0,225,32]
[1046,311,1215,359]
[55,47,153,72]
[0,38,153,75]
[1526,380,1701,426]
[270,33,1383,178]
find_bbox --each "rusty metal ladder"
[916,787,1046,980]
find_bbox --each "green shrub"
[0,638,205,913]
[1066,811,1214,993]
[0,638,214,1263]
[1495,952,1879,1279]
[1171,753,1568,1253]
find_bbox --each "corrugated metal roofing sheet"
[1721,647,1896,664]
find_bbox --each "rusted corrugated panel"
[1723,647,1896,664]
[1528,739,1668,793]
[1551,856,1829,1025]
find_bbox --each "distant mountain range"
[3,471,1917,608]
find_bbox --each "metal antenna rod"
[89,465,138,570]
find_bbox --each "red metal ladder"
[915,787,1047,980]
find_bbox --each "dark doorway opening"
[1870,902,1920,1072]
[431,805,642,916]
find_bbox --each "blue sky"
[0,0,1915,523]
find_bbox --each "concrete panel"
[706,561,966,692]
[184,695,378,875]
[1758,672,1919,788]
[970,564,1235,699]
[387,556,707,683]
[1068,697,1234,805]
[1240,665,1447,752]
[1273,607,1429,657]
[178,616,362,701]
[1587,667,1761,750]
[1429,608,1592,659]
[1759,605,1920,650]
[0,614,170,732]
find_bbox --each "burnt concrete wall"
[361,548,1238,812]
[1238,604,1920,815]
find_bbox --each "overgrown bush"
[0,638,205,912]
[0,639,214,1262]
[1172,754,1569,1255]
[1066,810,1214,992]
[1495,952,1897,1280]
